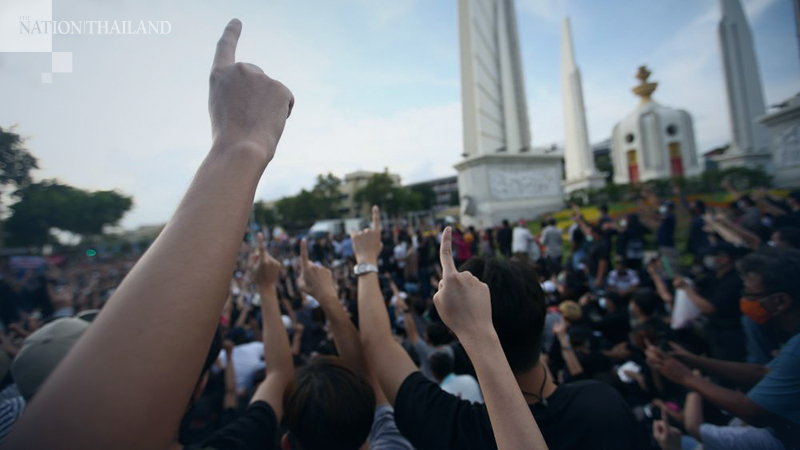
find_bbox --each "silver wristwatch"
[353,263,379,276]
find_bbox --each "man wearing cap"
[674,244,746,362]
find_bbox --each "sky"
[1,0,798,229]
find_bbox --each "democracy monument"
[454,0,800,226]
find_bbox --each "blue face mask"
[599,297,608,309]
[586,236,594,243]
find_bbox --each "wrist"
[209,139,271,169]
[355,256,378,266]
[458,324,500,350]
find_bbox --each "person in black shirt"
[355,218,651,449]
[587,226,611,291]
[496,220,512,257]
[674,244,746,362]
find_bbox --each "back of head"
[11,317,89,401]
[558,300,582,324]
[632,289,660,318]
[283,356,375,450]
[460,257,546,373]
[426,322,452,346]
[777,227,800,249]
[548,218,557,226]
[429,352,454,382]
[740,247,800,304]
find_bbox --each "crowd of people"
[1,18,799,450]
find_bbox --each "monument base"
[713,150,773,173]
[455,153,564,228]
[562,173,607,195]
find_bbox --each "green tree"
[6,180,132,246]
[0,126,39,247]
[409,184,437,210]
[354,172,424,215]
[312,173,342,218]
[253,201,278,227]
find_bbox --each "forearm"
[357,272,416,403]
[684,392,703,440]
[223,353,238,409]
[686,355,767,387]
[684,374,767,425]
[684,287,716,315]
[357,273,394,348]
[462,331,547,450]
[6,146,266,449]
[318,293,366,373]
[259,284,293,383]
[557,337,584,377]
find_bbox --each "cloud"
[257,101,463,202]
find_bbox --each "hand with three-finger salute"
[209,19,295,166]
[297,239,338,302]
[433,226,494,341]
[351,205,383,266]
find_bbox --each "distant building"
[406,175,459,212]
[339,170,401,218]
[702,145,729,172]
[757,95,800,188]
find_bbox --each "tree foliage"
[6,180,133,246]
[354,171,424,215]
[0,126,38,190]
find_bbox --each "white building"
[757,95,800,188]
[611,67,700,185]
[560,16,606,194]
[455,0,563,227]
[714,0,772,171]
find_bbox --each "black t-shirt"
[394,372,651,450]
[588,240,611,277]
[186,401,278,450]
[699,269,743,329]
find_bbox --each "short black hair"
[429,352,454,381]
[283,356,375,450]
[740,247,800,303]
[460,257,546,373]
[632,289,660,317]
[426,322,452,346]
[600,205,609,213]
[548,218,557,226]
[777,227,800,249]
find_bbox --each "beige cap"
[11,318,89,401]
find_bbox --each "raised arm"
[250,233,294,416]
[435,227,547,450]
[4,19,294,449]
[297,239,365,373]
[221,339,239,410]
[354,206,418,404]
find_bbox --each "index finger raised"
[439,226,457,276]
[300,238,310,269]
[213,19,242,70]
[371,205,381,232]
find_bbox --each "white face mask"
[703,255,717,270]
[767,241,777,248]
[599,297,608,309]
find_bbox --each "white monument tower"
[715,0,772,170]
[561,17,606,194]
[455,0,563,227]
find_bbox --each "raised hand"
[667,341,695,361]
[646,344,693,385]
[351,205,383,265]
[297,239,337,301]
[209,19,295,165]
[652,405,681,450]
[252,232,281,289]
[433,227,493,341]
